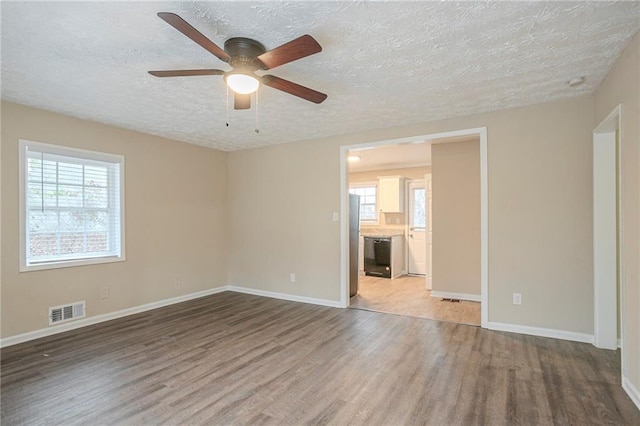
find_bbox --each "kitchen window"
[19,140,125,271]
[349,183,377,222]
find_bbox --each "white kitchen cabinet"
[378,176,405,213]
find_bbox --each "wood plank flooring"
[1,291,638,425]
[350,275,481,325]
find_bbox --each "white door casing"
[593,105,622,351]
[426,174,433,289]
[407,180,427,276]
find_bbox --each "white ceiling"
[2,1,639,152]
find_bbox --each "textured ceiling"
[2,1,639,151]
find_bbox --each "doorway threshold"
[350,275,480,326]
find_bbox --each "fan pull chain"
[225,85,229,127]
[254,90,260,134]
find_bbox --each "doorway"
[593,104,623,352]
[340,128,488,328]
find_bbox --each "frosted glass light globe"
[226,73,260,94]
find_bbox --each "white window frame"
[349,182,378,224]
[19,139,126,272]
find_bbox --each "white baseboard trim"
[0,286,228,348]
[228,285,343,308]
[1,285,344,348]
[622,376,640,411]
[487,321,594,344]
[430,291,481,302]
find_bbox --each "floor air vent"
[49,301,86,325]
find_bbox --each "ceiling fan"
[149,12,327,110]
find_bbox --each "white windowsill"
[20,255,126,272]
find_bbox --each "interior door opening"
[341,128,488,328]
[593,105,623,352]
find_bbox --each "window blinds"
[23,142,123,266]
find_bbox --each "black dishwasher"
[363,237,391,278]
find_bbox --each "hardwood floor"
[350,275,481,325]
[2,291,638,425]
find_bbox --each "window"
[349,184,377,222]
[410,187,426,229]
[19,140,125,271]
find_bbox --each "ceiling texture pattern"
[2,1,639,151]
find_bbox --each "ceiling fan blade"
[157,12,231,63]
[262,75,327,104]
[234,93,251,110]
[148,69,225,77]
[257,35,322,70]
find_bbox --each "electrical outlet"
[175,276,182,288]
[100,288,110,300]
[290,273,296,282]
[332,212,339,221]
[513,293,522,305]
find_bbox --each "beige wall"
[1,102,229,338]
[229,95,594,334]
[431,140,480,296]
[594,31,640,396]
[228,139,342,300]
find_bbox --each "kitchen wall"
[431,140,480,297]
[349,166,430,232]
[1,102,229,339]
[228,95,594,335]
[593,31,640,401]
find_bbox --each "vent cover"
[49,301,86,325]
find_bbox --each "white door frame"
[593,104,623,351]
[340,127,489,328]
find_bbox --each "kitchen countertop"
[360,230,404,238]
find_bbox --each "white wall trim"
[228,286,343,308]
[622,376,640,412]
[430,291,481,302]
[593,129,619,350]
[0,286,228,348]
[0,284,606,352]
[479,127,488,328]
[1,284,346,348]
[339,145,349,308]
[487,321,594,344]
[594,104,623,133]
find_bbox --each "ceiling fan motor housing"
[225,37,267,70]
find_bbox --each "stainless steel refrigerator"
[349,194,360,297]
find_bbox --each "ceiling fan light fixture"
[225,72,260,94]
